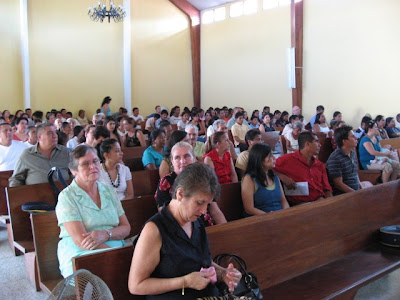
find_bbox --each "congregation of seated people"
[2,98,400,297]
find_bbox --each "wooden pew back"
[73,246,142,299]
[122,195,157,238]
[206,180,400,291]
[122,146,147,171]
[217,182,243,222]
[381,137,400,150]
[30,211,62,294]
[316,132,334,163]
[260,131,280,151]
[0,170,13,215]
[6,182,63,253]
[131,169,159,197]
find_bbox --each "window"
[230,2,243,18]
[279,0,291,6]
[214,7,226,22]
[263,0,279,10]
[244,0,258,15]
[202,10,214,24]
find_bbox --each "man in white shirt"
[130,107,144,130]
[282,115,300,136]
[0,123,28,171]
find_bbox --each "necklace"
[103,163,120,188]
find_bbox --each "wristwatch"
[106,229,112,241]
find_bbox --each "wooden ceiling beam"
[291,0,304,110]
[169,0,201,109]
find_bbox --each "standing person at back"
[9,123,70,186]
[274,131,332,205]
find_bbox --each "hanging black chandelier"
[88,1,126,23]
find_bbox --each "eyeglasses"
[79,159,100,169]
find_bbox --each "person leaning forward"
[9,123,71,187]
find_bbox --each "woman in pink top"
[204,131,238,184]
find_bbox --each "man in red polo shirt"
[274,131,332,205]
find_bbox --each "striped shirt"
[326,148,360,195]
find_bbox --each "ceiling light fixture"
[88,1,126,23]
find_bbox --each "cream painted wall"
[27,0,124,117]
[303,0,400,127]
[131,0,193,116]
[0,0,23,113]
[201,4,292,115]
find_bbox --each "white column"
[123,0,132,113]
[20,0,31,108]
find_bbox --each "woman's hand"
[81,230,108,250]
[222,263,242,292]
[185,271,213,290]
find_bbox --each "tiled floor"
[0,225,47,300]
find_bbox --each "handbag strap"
[47,167,68,204]
[213,253,248,274]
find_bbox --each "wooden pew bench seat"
[262,244,400,299]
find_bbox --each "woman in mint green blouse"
[56,145,131,278]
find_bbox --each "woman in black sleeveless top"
[123,117,146,147]
[128,163,242,299]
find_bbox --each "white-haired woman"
[56,145,131,278]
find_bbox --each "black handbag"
[21,167,68,213]
[214,254,263,300]
[47,167,69,204]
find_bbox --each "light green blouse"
[56,179,126,277]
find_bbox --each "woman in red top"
[204,131,238,184]
[13,117,29,142]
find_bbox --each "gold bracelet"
[182,276,186,295]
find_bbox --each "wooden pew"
[316,132,334,163]
[260,131,280,151]
[0,170,13,215]
[30,211,61,294]
[122,195,158,238]
[280,134,287,154]
[0,170,14,250]
[122,146,147,171]
[207,180,400,299]
[381,137,400,150]
[131,169,159,197]
[217,182,243,222]
[6,182,61,255]
[73,181,400,300]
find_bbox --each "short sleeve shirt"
[98,163,132,200]
[231,123,248,147]
[235,150,249,171]
[56,180,125,238]
[274,151,332,203]
[142,146,164,169]
[326,149,360,195]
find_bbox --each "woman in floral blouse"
[155,142,226,226]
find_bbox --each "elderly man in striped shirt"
[326,126,372,195]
